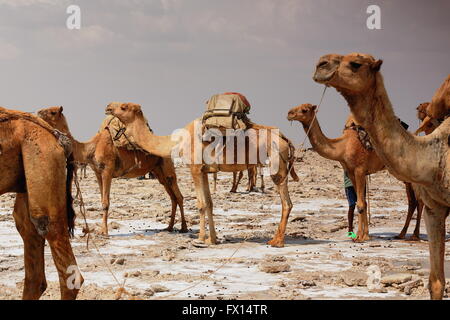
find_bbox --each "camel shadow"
[109,227,195,238]
[370,232,429,242]
[222,235,332,246]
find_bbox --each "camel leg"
[423,205,447,300]
[212,173,217,193]
[396,182,418,240]
[13,193,47,300]
[259,169,265,193]
[99,171,113,236]
[410,200,424,241]
[354,170,369,242]
[230,171,243,193]
[191,167,216,245]
[247,167,257,192]
[203,173,217,245]
[161,159,187,232]
[44,224,83,300]
[267,169,293,248]
[153,163,187,233]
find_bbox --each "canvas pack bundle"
[202,93,251,131]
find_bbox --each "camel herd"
[0,52,449,300]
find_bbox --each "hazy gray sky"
[0,0,449,145]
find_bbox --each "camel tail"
[66,154,76,237]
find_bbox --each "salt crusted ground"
[1,150,449,300]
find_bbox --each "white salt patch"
[0,221,22,256]
[301,285,399,299]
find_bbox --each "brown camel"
[105,101,299,247]
[287,104,425,241]
[313,52,450,300]
[0,107,83,299]
[287,103,385,242]
[37,106,187,235]
[415,102,442,135]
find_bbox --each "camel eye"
[51,112,57,115]
[302,109,308,114]
[121,106,126,111]
[317,61,328,68]
[350,62,362,70]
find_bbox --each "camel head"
[313,53,383,94]
[417,102,430,121]
[37,106,68,133]
[287,104,317,124]
[105,102,143,125]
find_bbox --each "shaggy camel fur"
[37,106,186,235]
[287,103,385,242]
[313,52,450,300]
[106,102,299,247]
[0,107,83,299]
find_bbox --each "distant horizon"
[0,0,449,147]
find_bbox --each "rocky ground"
[1,150,449,300]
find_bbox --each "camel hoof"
[164,226,174,233]
[192,240,209,248]
[406,235,421,242]
[205,238,218,245]
[97,228,110,237]
[267,239,285,248]
[394,234,406,240]
[179,227,189,234]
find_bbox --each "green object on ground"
[347,232,356,239]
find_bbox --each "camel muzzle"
[313,68,335,84]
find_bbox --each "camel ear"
[372,60,383,72]
[312,105,317,111]
[59,106,63,113]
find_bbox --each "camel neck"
[71,138,95,163]
[302,117,344,161]
[127,119,178,159]
[339,73,436,184]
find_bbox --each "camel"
[0,107,83,299]
[415,102,442,135]
[37,106,187,236]
[287,103,424,241]
[105,101,299,247]
[313,52,450,300]
[287,103,385,241]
